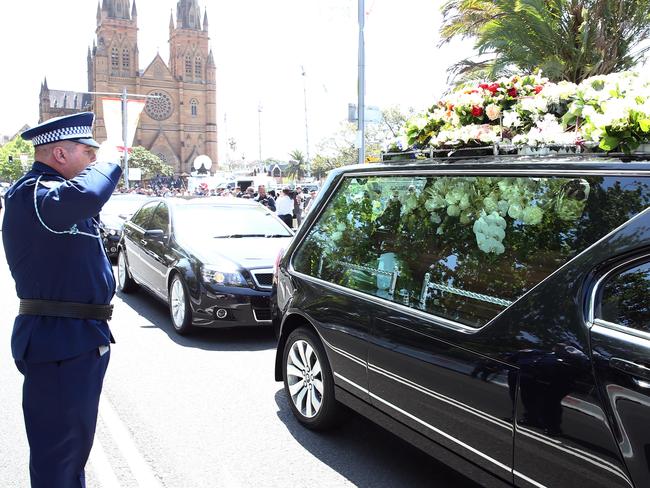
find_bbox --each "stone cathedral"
[38,0,218,173]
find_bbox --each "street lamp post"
[301,66,311,177]
[357,0,366,166]
[257,103,263,167]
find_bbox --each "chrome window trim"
[591,321,650,345]
[588,253,650,327]
[289,172,650,335]
[344,168,650,178]
[250,268,274,290]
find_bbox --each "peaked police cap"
[21,112,100,148]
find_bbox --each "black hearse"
[273,150,650,488]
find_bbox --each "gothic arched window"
[195,57,202,78]
[185,55,192,78]
[111,48,119,69]
[122,49,130,69]
[190,99,198,117]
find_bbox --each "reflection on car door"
[123,201,158,287]
[143,203,170,297]
[368,308,516,484]
[591,258,650,488]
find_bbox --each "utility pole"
[357,0,366,166]
[121,87,129,188]
[257,103,263,168]
[301,66,311,177]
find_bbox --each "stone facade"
[39,0,218,173]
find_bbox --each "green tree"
[440,0,650,83]
[127,146,174,179]
[0,136,34,181]
[285,149,307,181]
[311,106,416,176]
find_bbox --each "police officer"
[1,112,122,488]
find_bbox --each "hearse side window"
[292,175,650,328]
[130,202,158,228]
[599,262,650,334]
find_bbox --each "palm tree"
[285,149,307,181]
[440,0,650,83]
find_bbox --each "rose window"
[145,91,173,121]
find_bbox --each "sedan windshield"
[174,204,293,238]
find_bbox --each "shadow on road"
[273,389,481,488]
[116,288,276,353]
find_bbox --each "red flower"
[478,83,489,90]
[471,106,484,117]
[534,85,543,94]
[487,83,500,94]
[507,87,518,97]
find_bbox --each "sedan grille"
[251,270,274,290]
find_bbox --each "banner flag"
[101,98,146,151]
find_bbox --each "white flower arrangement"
[400,70,650,154]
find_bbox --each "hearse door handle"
[140,239,148,246]
[610,358,650,382]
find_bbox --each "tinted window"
[173,204,292,238]
[293,175,650,328]
[600,262,650,334]
[148,204,169,232]
[130,202,158,228]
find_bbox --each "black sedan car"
[117,198,293,334]
[99,193,151,259]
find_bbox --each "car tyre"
[117,249,138,293]
[169,274,193,335]
[283,327,340,430]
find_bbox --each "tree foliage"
[285,149,307,181]
[311,106,416,179]
[0,136,34,181]
[440,0,650,83]
[128,146,174,179]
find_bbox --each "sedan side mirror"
[144,229,165,242]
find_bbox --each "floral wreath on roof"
[389,71,650,155]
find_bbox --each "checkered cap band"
[30,125,93,146]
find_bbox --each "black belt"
[19,299,113,321]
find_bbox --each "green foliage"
[313,106,417,175]
[128,146,173,179]
[0,136,33,181]
[285,149,307,181]
[440,0,650,83]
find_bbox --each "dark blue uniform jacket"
[2,161,122,363]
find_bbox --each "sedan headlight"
[201,264,247,287]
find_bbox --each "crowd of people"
[116,181,319,228]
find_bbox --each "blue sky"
[0,0,474,162]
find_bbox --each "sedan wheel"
[117,249,137,293]
[283,327,340,430]
[169,275,193,335]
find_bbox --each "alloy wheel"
[286,339,324,418]
[170,278,186,329]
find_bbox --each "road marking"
[99,397,163,488]
[88,434,122,488]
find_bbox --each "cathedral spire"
[131,0,137,18]
[176,0,202,30]
[169,9,175,30]
[203,8,209,31]
[102,0,131,20]
[97,2,102,24]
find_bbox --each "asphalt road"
[0,235,480,487]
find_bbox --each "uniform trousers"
[15,348,110,488]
